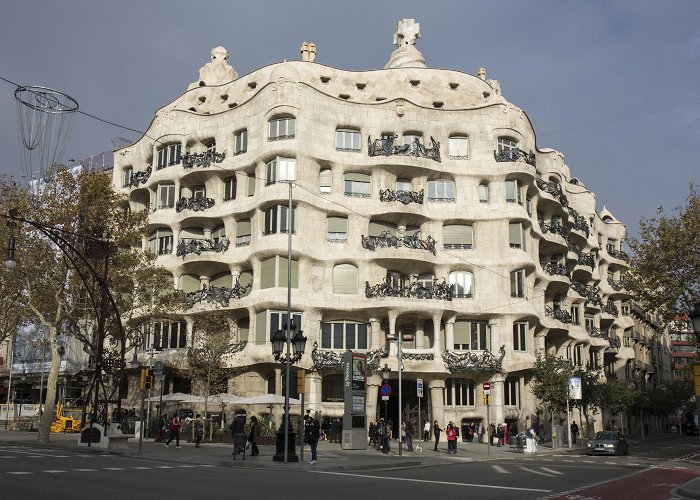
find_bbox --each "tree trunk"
[37,327,60,443]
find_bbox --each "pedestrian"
[446,421,457,454]
[496,424,504,447]
[305,414,320,464]
[194,414,204,448]
[248,415,260,456]
[377,418,390,454]
[423,420,430,442]
[433,420,443,451]
[157,414,167,442]
[230,414,245,456]
[329,418,338,443]
[368,421,376,445]
[571,421,579,444]
[489,423,496,446]
[387,419,394,441]
[466,425,474,443]
[164,414,181,448]
[405,420,414,451]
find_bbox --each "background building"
[113,20,638,435]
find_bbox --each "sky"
[0,0,698,239]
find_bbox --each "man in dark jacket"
[433,420,443,451]
[305,415,321,464]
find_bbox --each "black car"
[585,431,629,456]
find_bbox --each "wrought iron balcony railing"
[538,217,569,238]
[182,149,226,169]
[545,305,573,324]
[183,279,252,308]
[235,235,251,247]
[310,342,389,374]
[494,148,536,167]
[609,335,622,349]
[368,135,441,162]
[607,248,630,261]
[587,325,604,338]
[176,237,230,257]
[607,277,627,291]
[379,188,424,205]
[361,231,437,255]
[175,196,215,213]
[568,207,591,238]
[535,178,569,208]
[602,301,619,317]
[570,281,603,307]
[540,259,570,278]
[442,345,506,375]
[129,167,151,188]
[365,274,453,300]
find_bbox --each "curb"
[220,459,423,472]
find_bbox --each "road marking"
[310,471,552,493]
[104,468,125,471]
[179,465,198,468]
[605,462,616,465]
[540,467,565,475]
[583,460,594,463]
[517,466,555,477]
[130,467,151,470]
[73,468,97,472]
[628,463,640,466]
[43,470,66,473]
[156,465,174,469]
[491,465,510,474]
[7,472,33,475]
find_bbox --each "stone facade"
[113,21,642,433]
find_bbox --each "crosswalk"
[0,445,105,460]
[5,464,215,475]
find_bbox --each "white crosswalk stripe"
[516,466,556,477]
[539,467,564,475]
[491,465,510,474]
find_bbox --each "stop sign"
[483,381,491,391]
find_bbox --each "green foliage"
[531,353,572,414]
[628,185,700,326]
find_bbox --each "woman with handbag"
[248,416,260,456]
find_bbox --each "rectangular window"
[236,219,251,247]
[327,216,348,243]
[443,225,473,250]
[344,173,371,197]
[510,269,526,298]
[191,185,205,199]
[255,310,302,345]
[319,169,332,193]
[151,320,187,350]
[607,239,617,253]
[589,350,599,369]
[470,321,488,350]
[427,180,455,202]
[498,137,518,153]
[122,167,133,188]
[247,174,256,197]
[453,320,488,350]
[449,272,474,298]
[224,176,236,201]
[570,305,580,325]
[260,256,299,289]
[157,143,181,169]
[478,184,488,203]
[263,205,296,235]
[584,315,595,332]
[509,222,525,249]
[320,322,368,350]
[574,344,584,367]
[445,378,475,406]
[448,136,469,159]
[269,117,295,140]
[266,157,296,185]
[335,129,361,151]
[513,322,527,351]
[505,179,523,204]
[234,130,248,155]
[504,378,519,406]
[158,184,175,209]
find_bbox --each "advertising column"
[342,351,368,450]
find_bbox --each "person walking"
[377,418,390,454]
[368,421,377,446]
[489,422,496,446]
[496,424,504,447]
[156,414,167,443]
[571,421,579,444]
[248,415,260,456]
[446,422,457,454]
[433,420,443,451]
[405,420,414,452]
[194,414,204,448]
[423,420,431,442]
[164,414,181,448]
[230,414,246,456]
[306,414,320,464]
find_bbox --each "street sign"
[483,381,491,390]
[417,378,423,398]
[379,383,392,397]
[484,389,491,395]
[382,395,389,401]
[568,376,582,400]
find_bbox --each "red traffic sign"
[379,383,392,396]
[483,381,491,391]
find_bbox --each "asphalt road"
[4,442,697,500]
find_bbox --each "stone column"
[445,317,455,351]
[274,368,282,396]
[199,275,210,289]
[429,379,446,428]
[387,311,398,358]
[370,318,381,349]
[306,371,322,416]
[367,374,381,424]
[491,374,505,425]
[431,314,443,358]
[415,320,425,349]
[173,228,181,254]
[173,274,180,289]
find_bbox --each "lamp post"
[689,303,700,442]
[4,341,14,429]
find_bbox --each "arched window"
[479,183,489,203]
[333,264,358,294]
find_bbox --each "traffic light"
[297,370,305,394]
[483,394,490,406]
[140,368,148,390]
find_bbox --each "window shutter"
[453,320,470,345]
[509,222,522,247]
[237,219,251,237]
[210,272,232,288]
[247,175,255,196]
[344,173,370,182]
[505,180,516,201]
[368,221,397,237]
[443,225,472,245]
[333,264,358,294]
[327,217,348,233]
[319,169,332,189]
[449,137,468,157]
[180,274,200,293]
[255,311,267,344]
[260,257,277,288]
[180,227,204,240]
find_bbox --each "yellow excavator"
[51,402,82,433]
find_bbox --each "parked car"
[585,431,629,456]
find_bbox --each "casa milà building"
[114,19,634,435]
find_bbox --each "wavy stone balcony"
[540,260,571,278]
[538,218,569,239]
[379,188,424,205]
[607,248,630,262]
[607,277,628,292]
[535,179,569,208]
[567,207,591,238]
[182,149,226,169]
[368,135,441,162]
[183,280,252,308]
[175,196,215,213]
[365,274,453,300]
[442,345,506,375]
[361,231,437,255]
[176,238,230,257]
[129,167,151,188]
[570,281,603,307]
[568,243,596,270]
[494,148,536,167]
[602,301,619,317]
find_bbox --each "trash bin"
[510,432,527,452]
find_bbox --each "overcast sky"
[1,0,698,238]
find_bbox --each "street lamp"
[271,320,307,463]
[4,236,16,269]
[381,364,391,422]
